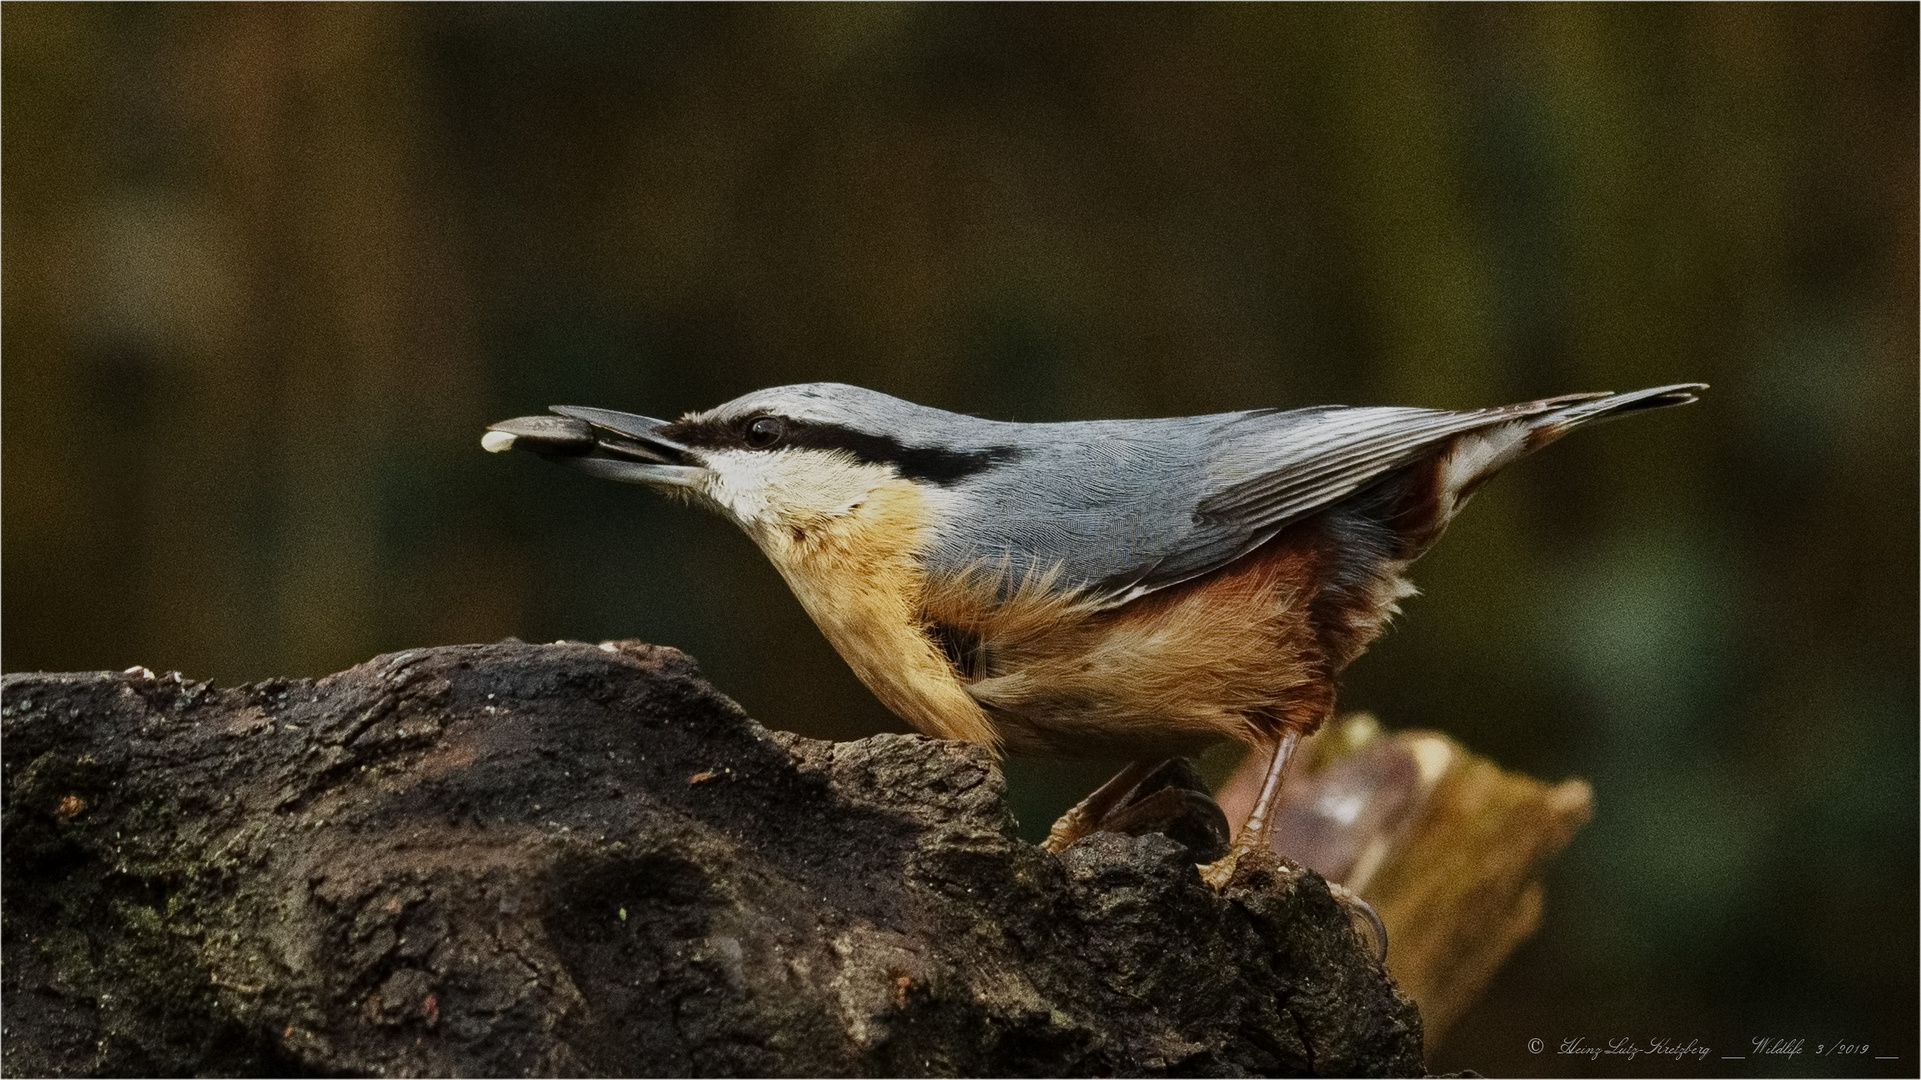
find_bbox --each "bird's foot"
[1196,857,1387,959]
[1197,851,1239,890]
[1041,759,1229,861]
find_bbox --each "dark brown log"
[2,641,1423,1077]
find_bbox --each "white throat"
[697,448,899,540]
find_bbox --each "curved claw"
[1328,880,1389,961]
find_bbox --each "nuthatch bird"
[484,381,1703,893]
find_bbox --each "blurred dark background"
[4,4,1914,1074]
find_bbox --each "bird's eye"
[745,416,783,448]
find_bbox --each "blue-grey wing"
[923,397,1598,608]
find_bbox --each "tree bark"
[2,641,1423,1077]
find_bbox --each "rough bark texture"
[1,641,1423,1077]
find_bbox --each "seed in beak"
[482,415,600,456]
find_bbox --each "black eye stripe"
[661,416,1019,486]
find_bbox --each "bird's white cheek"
[703,485,768,531]
[696,451,778,531]
[696,448,899,542]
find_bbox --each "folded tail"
[1429,382,1706,522]
[1523,382,1707,448]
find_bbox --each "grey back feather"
[701,382,1698,608]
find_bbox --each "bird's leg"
[1039,758,1168,853]
[1198,727,1303,889]
[1200,726,1390,958]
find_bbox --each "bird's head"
[485,383,1013,545]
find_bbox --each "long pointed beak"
[483,408,706,489]
[548,406,695,461]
